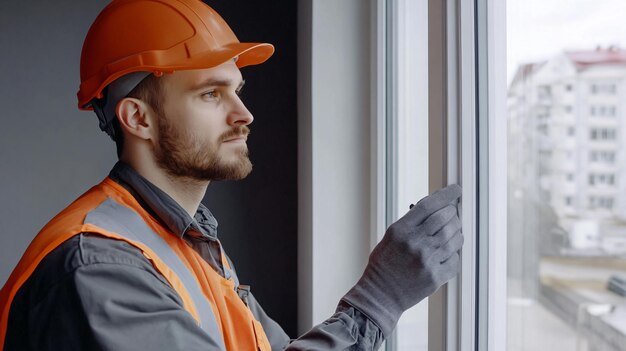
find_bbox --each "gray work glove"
[341,184,463,337]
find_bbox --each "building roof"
[565,47,626,69]
[509,47,626,89]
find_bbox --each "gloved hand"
[341,184,463,337]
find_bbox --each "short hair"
[111,73,163,158]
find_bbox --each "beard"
[154,114,252,182]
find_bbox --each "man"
[0,0,463,350]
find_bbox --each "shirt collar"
[108,161,219,239]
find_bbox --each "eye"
[201,90,219,100]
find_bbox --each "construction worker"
[0,0,464,350]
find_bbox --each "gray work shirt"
[4,162,384,350]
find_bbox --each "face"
[152,60,254,182]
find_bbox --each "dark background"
[0,0,299,338]
[202,1,299,337]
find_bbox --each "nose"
[228,95,254,126]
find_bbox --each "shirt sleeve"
[284,301,385,351]
[4,234,224,351]
[247,291,384,351]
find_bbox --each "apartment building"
[509,47,626,254]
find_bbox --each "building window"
[589,196,614,209]
[591,82,617,95]
[588,173,616,186]
[590,105,617,117]
[590,150,616,164]
[566,173,575,182]
[567,126,575,136]
[590,128,617,140]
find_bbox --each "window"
[589,196,614,210]
[589,173,616,186]
[590,82,617,95]
[370,0,482,349]
[590,150,616,164]
[590,105,617,117]
[384,0,431,349]
[371,1,626,350]
[590,128,617,141]
[507,1,626,351]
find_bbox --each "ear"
[115,97,157,141]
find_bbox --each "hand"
[341,184,463,337]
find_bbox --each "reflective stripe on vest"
[84,197,225,350]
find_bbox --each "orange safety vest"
[0,177,271,350]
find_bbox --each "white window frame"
[427,0,507,349]
[377,0,431,349]
[298,1,507,350]
[425,0,479,349]
[376,0,507,350]
[474,0,508,349]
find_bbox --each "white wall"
[298,0,373,332]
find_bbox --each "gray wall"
[0,0,298,337]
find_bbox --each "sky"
[507,0,626,82]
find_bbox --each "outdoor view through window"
[507,1,626,350]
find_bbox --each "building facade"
[508,47,626,255]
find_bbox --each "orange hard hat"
[77,0,274,110]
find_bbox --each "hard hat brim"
[176,42,275,70]
[229,42,275,68]
[79,42,274,110]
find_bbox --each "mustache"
[220,125,250,142]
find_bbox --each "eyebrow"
[188,78,245,92]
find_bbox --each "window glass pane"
[507,1,626,350]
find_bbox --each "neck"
[121,156,210,218]
[151,172,210,218]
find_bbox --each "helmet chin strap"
[90,71,152,141]
[91,96,116,141]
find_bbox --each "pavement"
[508,256,626,351]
